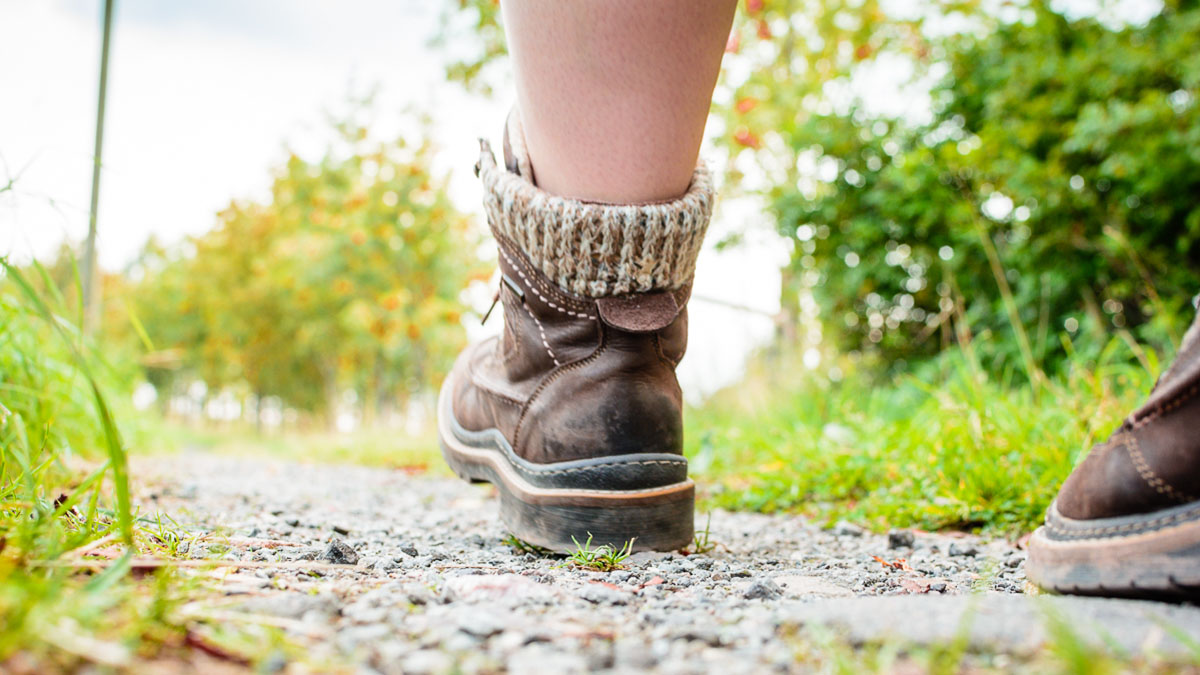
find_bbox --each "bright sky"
[0,0,783,398]
[0,0,507,267]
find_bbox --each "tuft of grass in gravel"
[685,333,1165,537]
[680,513,719,556]
[502,533,555,557]
[561,534,634,572]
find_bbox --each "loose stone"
[888,529,915,549]
[948,542,978,557]
[743,579,784,600]
[324,538,359,565]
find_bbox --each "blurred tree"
[433,0,509,97]
[124,112,484,425]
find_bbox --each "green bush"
[686,337,1157,535]
[774,1,1200,375]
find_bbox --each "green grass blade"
[1,258,133,546]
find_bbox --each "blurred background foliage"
[66,108,482,427]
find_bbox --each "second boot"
[1028,307,1200,598]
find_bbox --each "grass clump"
[686,335,1162,536]
[501,533,554,557]
[0,261,281,670]
[562,534,634,572]
[0,260,150,666]
[681,513,719,555]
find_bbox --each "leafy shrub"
[772,2,1200,375]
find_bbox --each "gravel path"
[139,454,1200,672]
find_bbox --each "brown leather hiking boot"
[1028,311,1200,598]
[437,116,713,551]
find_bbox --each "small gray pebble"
[459,612,505,638]
[401,544,420,557]
[677,626,722,646]
[743,579,783,600]
[930,581,948,592]
[580,584,627,605]
[832,520,865,537]
[887,529,915,549]
[948,542,978,557]
[324,538,359,565]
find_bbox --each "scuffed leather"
[596,288,687,333]
[1055,320,1200,520]
[449,235,690,468]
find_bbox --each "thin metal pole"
[83,0,114,334]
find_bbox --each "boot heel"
[496,480,695,553]
[438,381,695,552]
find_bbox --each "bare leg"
[502,0,737,203]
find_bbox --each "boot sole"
[436,377,695,553]
[1027,500,1200,600]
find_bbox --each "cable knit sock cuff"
[475,132,714,298]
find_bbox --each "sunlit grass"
[686,336,1159,536]
[0,259,169,667]
[0,261,295,670]
[150,421,447,474]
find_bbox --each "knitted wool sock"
[476,110,714,298]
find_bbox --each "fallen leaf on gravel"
[872,556,914,572]
[637,576,664,590]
